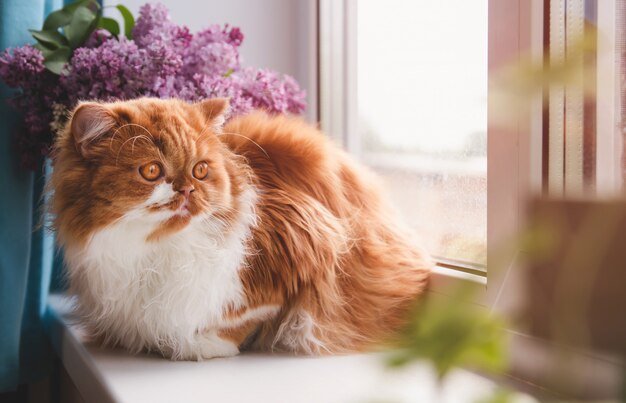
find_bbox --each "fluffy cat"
[50,98,431,360]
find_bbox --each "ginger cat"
[50,98,431,360]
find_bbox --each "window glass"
[357,0,488,266]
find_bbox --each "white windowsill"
[46,294,536,403]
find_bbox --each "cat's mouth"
[175,200,191,215]
[148,195,194,216]
[144,197,195,241]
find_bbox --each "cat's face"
[53,98,245,242]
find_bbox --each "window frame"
[485,0,545,306]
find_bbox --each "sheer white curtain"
[549,0,625,197]
[616,0,626,187]
[548,0,586,196]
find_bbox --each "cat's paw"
[196,330,239,360]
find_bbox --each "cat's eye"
[193,161,210,180]
[139,162,163,181]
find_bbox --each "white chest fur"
[64,186,257,359]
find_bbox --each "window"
[320,0,488,274]
[357,1,488,269]
[319,0,626,394]
[319,0,623,280]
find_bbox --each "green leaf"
[98,17,120,36]
[33,42,55,58]
[43,0,99,30]
[476,388,514,403]
[29,29,69,50]
[115,5,135,39]
[43,46,72,74]
[43,9,73,30]
[386,285,508,381]
[65,6,98,48]
[64,0,100,13]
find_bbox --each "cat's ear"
[70,102,117,156]
[197,98,230,132]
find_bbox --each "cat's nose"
[176,185,195,198]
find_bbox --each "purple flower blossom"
[133,3,192,50]
[183,41,240,77]
[193,24,243,48]
[0,2,306,169]
[133,3,174,46]
[194,74,252,114]
[0,45,62,168]
[84,29,113,48]
[235,68,307,114]
[228,27,244,47]
[0,45,45,88]
[60,37,149,101]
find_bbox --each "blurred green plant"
[387,286,508,383]
[489,30,597,126]
[30,0,134,73]
[476,389,514,403]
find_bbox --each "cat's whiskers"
[110,123,165,166]
[109,123,155,149]
[119,123,156,140]
[116,135,156,165]
[196,119,214,138]
[156,147,166,167]
[217,131,271,160]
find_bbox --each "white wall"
[104,0,318,121]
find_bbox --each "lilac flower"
[193,24,244,48]
[282,75,308,114]
[151,75,198,99]
[133,3,192,50]
[235,68,307,114]
[227,27,244,47]
[61,37,148,101]
[183,41,240,77]
[132,3,174,46]
[0,45,61,167]
[84,29,113,48]
[193,74,252,115]
[144,40,184,81]
[0,45,45,88]
[0,2,306,169]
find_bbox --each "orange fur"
[223,112,432,353]
[51,97,432,357]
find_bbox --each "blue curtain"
[0,0,64,392]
